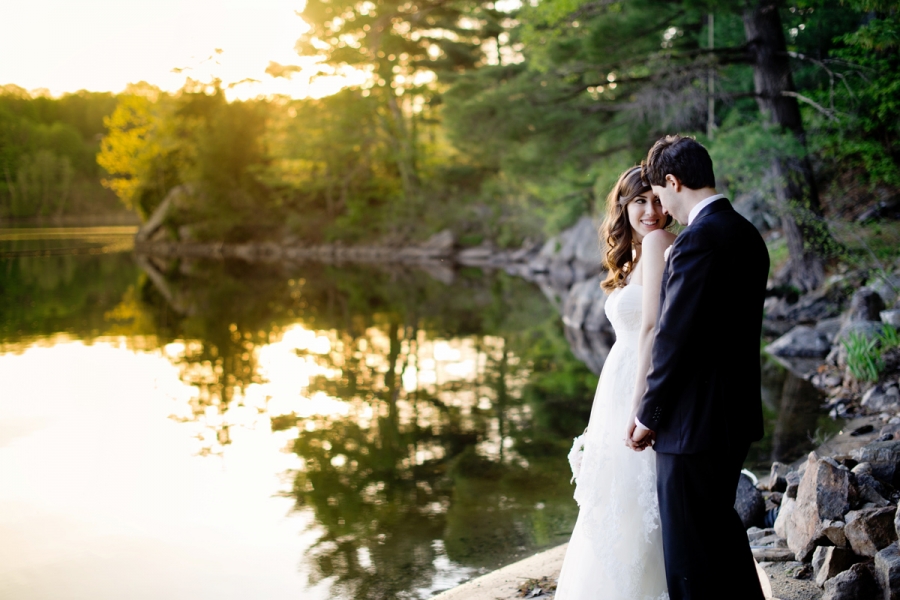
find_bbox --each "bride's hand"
[626,411,654,451]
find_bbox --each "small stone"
[748,527,775,543]
[756,534,787,548]
[786,471,801,499]
[787,455,851,558]
[822,563,880,600]
[845,506,898,557]
[876,543,900,600]
[853,462,874,476]
[817,519,849,548]
[813,546,859,588]
[769,461,790,492]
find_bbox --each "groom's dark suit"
[637,198,769,600]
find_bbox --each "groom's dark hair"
[642,135,716,190]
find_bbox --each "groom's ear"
[665,174,682,192]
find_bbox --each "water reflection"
[131,258,591,598]
[0,227,832,600]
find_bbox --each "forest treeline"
[2,0,898,288]
[0,87,126,219]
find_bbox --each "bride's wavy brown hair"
[600,166,670,293]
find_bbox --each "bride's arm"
[628,229,675,425]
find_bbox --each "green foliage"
[880,324,900,354]
[843,325,900,384]
[0,86,119,219]
[843,330,882,383]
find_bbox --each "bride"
[555,166,675,600]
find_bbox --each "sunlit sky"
[0,0,364,100]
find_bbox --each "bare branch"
[780,91,839,122]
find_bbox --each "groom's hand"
[626,419,655,452]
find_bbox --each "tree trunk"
[743,0,827,292]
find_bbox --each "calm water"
[0,227,835,600]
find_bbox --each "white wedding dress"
[555,284,669,600]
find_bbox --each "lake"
[0,226,837,600]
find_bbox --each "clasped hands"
[625,415,655,452]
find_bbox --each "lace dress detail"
[555,285,669,600]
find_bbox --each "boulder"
[845,506,898,557]
[735,473,766,529]
[817,317,845,343]
[733,189,778,233]
[569,216,603,265]
[562,278,605,330]
[775,496,796,539]
[548,260,575,289]
[766,325,832,358]
[787,454,851,559]
[876,542,900,600]
[813,546,859,588]
[884,310,900,328]
[853,441,900,487]
[846,287,887,322]
[822,563,880,600]
[869,275,900,309]
[863,383,900,414]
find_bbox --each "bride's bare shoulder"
[642,229,676,255]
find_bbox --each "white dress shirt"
[687,193,726,225]
[633,193,726,435]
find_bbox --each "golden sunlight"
[0,0,362,99]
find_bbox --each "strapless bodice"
[605,284,642,346]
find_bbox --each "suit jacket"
[636,198,769,454]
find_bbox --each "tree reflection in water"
[129,257,594,599]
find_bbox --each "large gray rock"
[569,216,603,265]
[822,563,880,600]
[766,325,832,358]
[876,543,900,600]
[863,383,900,414]
[853,441,900,487]
[735,473,766,529]
[845,506,898,557]
[775,496,796,539]
[787,454,851,559]
[813,546,858,588]
[870,275,900,309]
[562,278,605,330]
[846,287,887,322]
[733,189,778,233]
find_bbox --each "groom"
[627,135,769,600]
